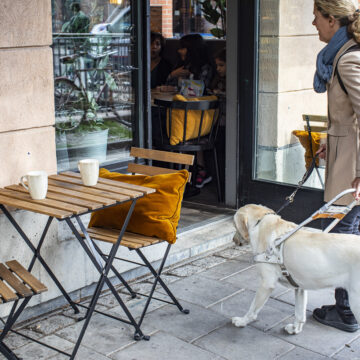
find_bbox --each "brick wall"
[150,0,173,38]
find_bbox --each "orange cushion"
[292,130,327,170]
[88,168,189,244]
[167,94,218,145]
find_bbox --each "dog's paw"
[284,322,304,335]
[232,316,249,328]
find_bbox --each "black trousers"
[325,205,360,309]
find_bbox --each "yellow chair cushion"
[167,94,218,145]
[88,168,189,244]
[292,130,327,170]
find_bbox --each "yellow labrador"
[232,204,360,334]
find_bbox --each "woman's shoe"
[313,305,359,332]
[195,170,212,189]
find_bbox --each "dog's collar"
[254,212,275,228]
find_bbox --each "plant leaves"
[210,28,225,38]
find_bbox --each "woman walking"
[312,0,360,332]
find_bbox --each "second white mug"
[78,159,99,186]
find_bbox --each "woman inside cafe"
[166,33,213,89]
[151,31,172,89]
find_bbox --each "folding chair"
[82,147,194,340]
[0,260,47,360]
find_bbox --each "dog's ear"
[234,210,249,242]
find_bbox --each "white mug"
[78,159,99,186]
[20,171,48,200]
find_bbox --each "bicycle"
[54,49,133,131]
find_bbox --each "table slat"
[0,264,33,297]
[56,173,147,198]
[0,194,72,219]
[47,184,116,206]
[61,171,156,195]
[5,185,102,211]
[48,179,129,203]
[6,261,47,294]
[0,279,18,302]
[0,189,88,215]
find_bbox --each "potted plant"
[54,52,117,164]
[197,0,226,39]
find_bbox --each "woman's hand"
[170,66,191,79]
[316,143,327,160]
[351,177,360,200]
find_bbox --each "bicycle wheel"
[54,77,86,130]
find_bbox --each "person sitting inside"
[151,32,172,89]
[167,34,213,90]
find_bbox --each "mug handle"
[20,176,29,190]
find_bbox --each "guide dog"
[231,204,360,334]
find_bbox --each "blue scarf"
[314,26,350,93]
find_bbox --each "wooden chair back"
[154,99,220,146]
[302,114,328,132]
[127,147,195,182]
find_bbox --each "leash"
[276,153,320,215]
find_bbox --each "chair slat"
[0,264,33,297]
[0,279,18,302]
[6,261,47,294]
[130,147,194,166]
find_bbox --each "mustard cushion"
[167,94,218,145]
[292,130,327,170]
[88,168,189,244]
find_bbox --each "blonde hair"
[315,0,360,43]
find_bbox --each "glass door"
[51,0,143,172]
[238,0,325,222]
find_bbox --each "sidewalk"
[3,243,360,360]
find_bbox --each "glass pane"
[52,0,136,171]
[254,0,327,189]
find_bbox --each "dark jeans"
[324,205,360,309]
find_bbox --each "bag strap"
[334,44,360,95]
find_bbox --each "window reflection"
[52,0,135,171]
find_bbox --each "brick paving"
[2,244,360,359]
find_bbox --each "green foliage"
[197,0,226,39]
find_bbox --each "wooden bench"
[0,260,47,359]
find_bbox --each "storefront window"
[52,0,136,171]
[254,0,327,189]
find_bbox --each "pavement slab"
[157,273,243,308]
[277,347,331,359]
[332,336,360,360]
[214,246,251,259]
[165,263,206,277]
[13,334,73,360]
[23,314,75,336]
[109,331,225,360]
[223,266,290,298]
[209,289,294,332]
[191,255,227,269]
[268,314,360,357]
[193,323,294,360]
[55,313,156,356]
[200,259,254,280]
[143,301,229,343]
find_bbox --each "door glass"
[254,0,327,189]
[52,0,136,171]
